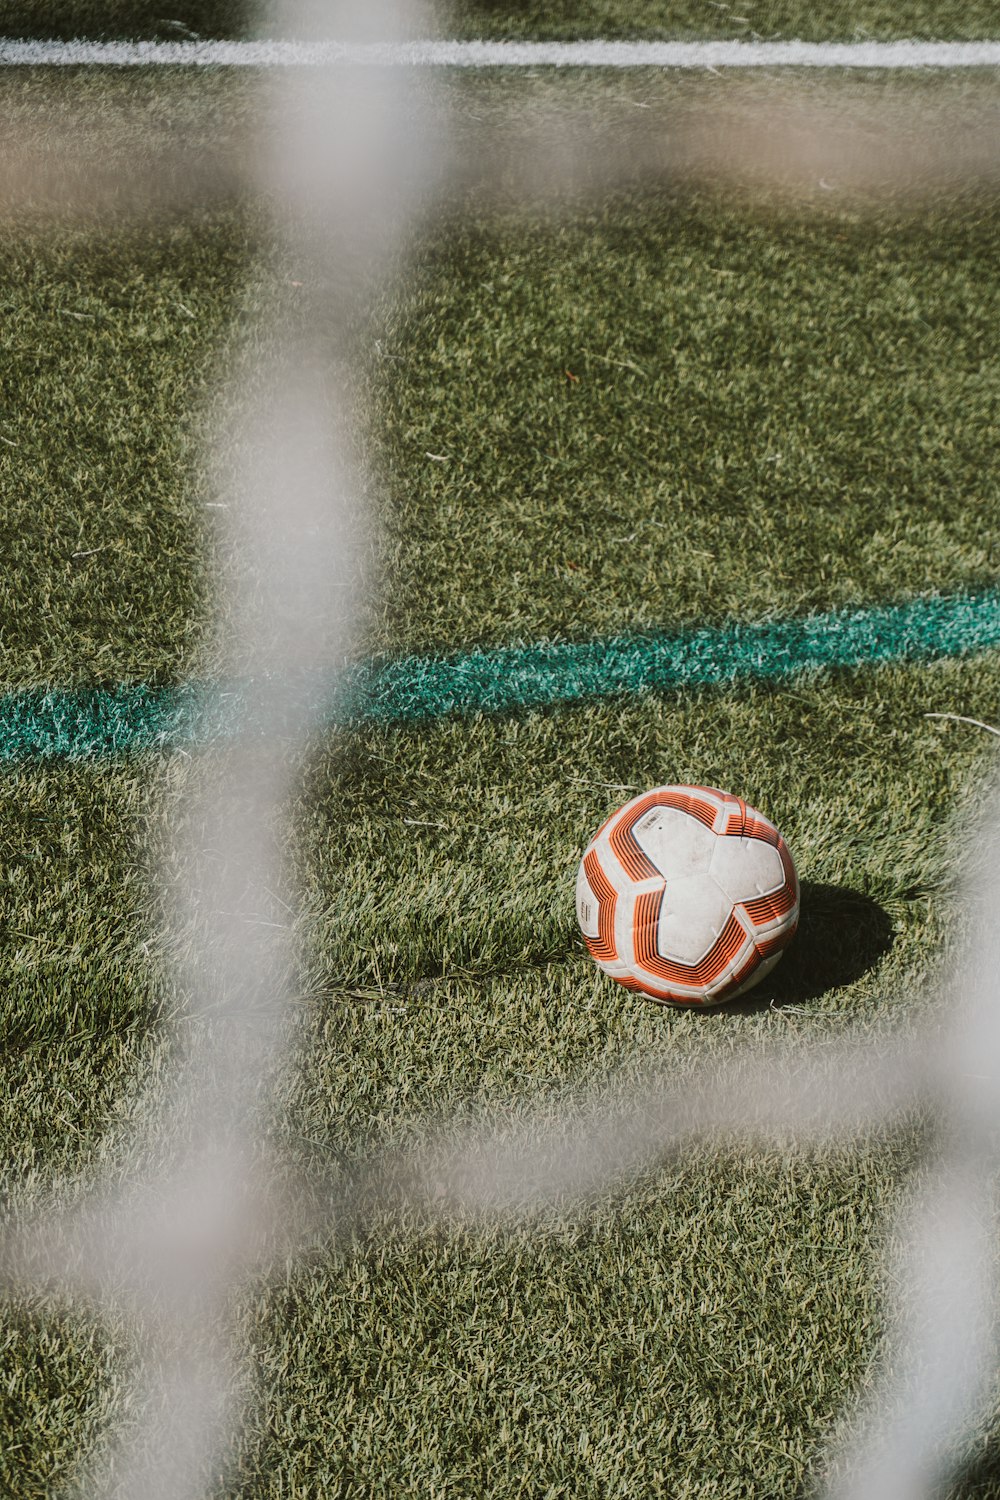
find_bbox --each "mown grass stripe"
[2,589,999,762]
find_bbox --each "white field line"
[1,37,1000,68]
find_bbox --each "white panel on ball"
[709,835,785,901]
[631,805,715,879]
[657,874,734,964]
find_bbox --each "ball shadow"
[944,1437,1000,1498]
[715,882,896,1016]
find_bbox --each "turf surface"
[2,30,1000,1500]
[4,70,1000,687]
[2,1,1000,42]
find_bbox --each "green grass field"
[5,1,1000,41]
[3,7,1000,1498]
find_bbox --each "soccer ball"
[576,784,799,1007]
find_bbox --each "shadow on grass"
[948,1438,1000,1499]
[717,881,896,1016]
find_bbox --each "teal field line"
[2,588,999,762]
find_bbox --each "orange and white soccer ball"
[576,784,799,1006]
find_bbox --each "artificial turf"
[3,1,1000,42]
[2,652,998,1495]
[4,70,1000,690]
[2,31,1000,1500]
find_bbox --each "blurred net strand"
[2,12,1000,1500]
[7,80,1000,225]
[0,2,439,1496]
[0,1026,931,1287]
[819,863,1000,1500]
[823,1153,1000,1500]
[4,923,1000,1500]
